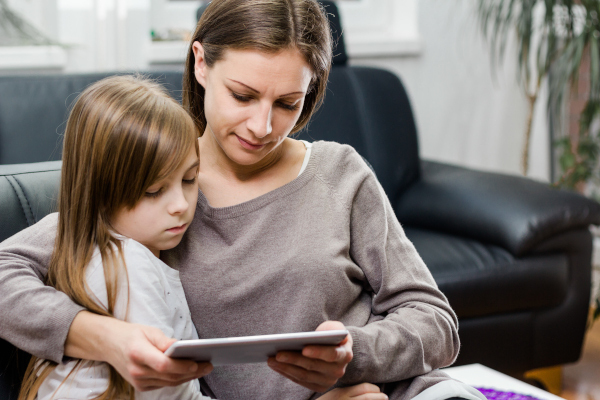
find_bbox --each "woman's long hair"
[182,0,332,136]
[18,75,199,400]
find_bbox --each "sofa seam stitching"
[0,168,61,178]
[5,176,34,226]
[13,177,36,225]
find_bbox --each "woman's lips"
[236,135,265,150]
[167,223,187,234]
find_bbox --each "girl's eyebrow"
[186,160,200,172]
[227,79,304,97]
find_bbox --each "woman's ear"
[192,41,208,88]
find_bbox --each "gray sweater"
[0,141,462,400]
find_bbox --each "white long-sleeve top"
[37,237,211,400]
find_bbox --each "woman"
[0,1,484,399]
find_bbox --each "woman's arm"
[338,156,460,384]
[267,320,353,392]
[0,214,208,391]
[269,148,458,387]
[0,213,80,362]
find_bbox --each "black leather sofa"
[2,11,600,400]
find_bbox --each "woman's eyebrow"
[228,79,304,97]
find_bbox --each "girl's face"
[111,147,199,257]
[193,44,313,166]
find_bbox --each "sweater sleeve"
[0,213,84,363]
[340,155,460,384]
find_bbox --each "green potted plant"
[474,0,600,320]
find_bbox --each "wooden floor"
[561,319,600,400]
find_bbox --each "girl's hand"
[267,321,353,392]
[320,383,388,400]
[66,311,213,391]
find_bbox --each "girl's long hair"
[18,75,199,400]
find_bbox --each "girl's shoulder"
[85,237,177,285]
[119,238,179,276]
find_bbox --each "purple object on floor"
[475,387,543,400]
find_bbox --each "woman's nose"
[247,102,273,138]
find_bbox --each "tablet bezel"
[164,330,349,366]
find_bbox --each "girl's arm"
[67,312,211,391]
[79,240,214,398]
[0,214,208,391]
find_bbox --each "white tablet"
[164,330,348,366]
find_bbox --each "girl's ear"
[193,41,208,88]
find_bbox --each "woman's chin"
[229,151,267,166]
[225,142,271,166]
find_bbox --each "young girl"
[17,75,386,400]
[17,75,205,400]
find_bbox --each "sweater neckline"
[196,140,320,219]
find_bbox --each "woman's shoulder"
[310,140,373,180]
[305,140,378,208]
[0,212,58,250]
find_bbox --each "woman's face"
[193,44,313,166]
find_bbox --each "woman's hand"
[320,383,388,400]
[267,321,353,392]
[65,311,213,391]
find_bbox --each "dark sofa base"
[439,228,593,376]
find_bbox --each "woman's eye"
[277,101,299,112]
[231,92,252,103]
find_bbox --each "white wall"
[352,0,550,182]
[0,0,551,181]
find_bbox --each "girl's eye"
[231,92,252,103]
[145,188,163,198]
[183,176,197,185]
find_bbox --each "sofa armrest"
[396,160,600,257]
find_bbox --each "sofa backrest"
[297,66,421,204]
[0,161,61,400]
[0,65,421,202]
[0,161,61,242]
[0,72,185,165]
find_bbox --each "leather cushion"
[397,161,600,257]
[0,161,61,242]
[405,227,569,318]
